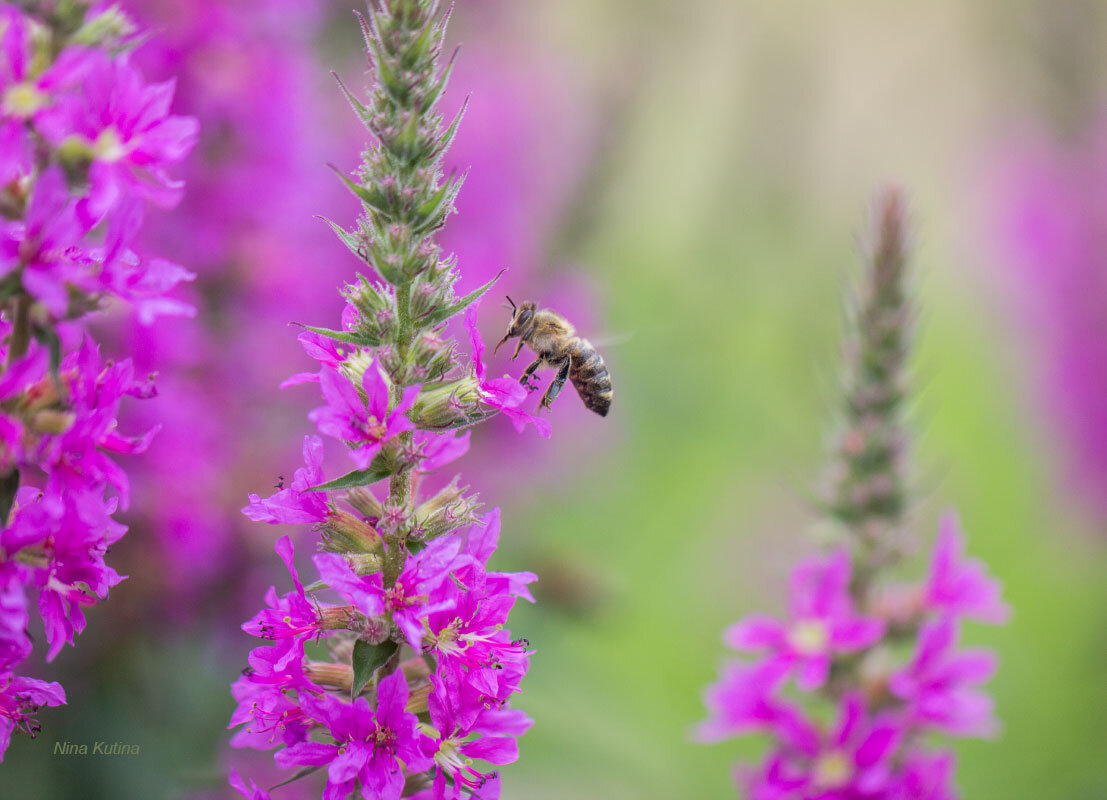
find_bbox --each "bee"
[494,297,613,416]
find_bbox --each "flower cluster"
[230,3,542,797]
[698,191,1008,798]
[0,1,194,759]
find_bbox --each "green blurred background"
[6,0,1107,798]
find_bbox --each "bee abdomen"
[569,338,612,417]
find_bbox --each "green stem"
[5,294,32,371]
[383,281,414,588]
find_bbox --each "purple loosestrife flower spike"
[698,189,1008,798]
[824,189,911,585]
[233,2,543,795]
[0,0,195,758]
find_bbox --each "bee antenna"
[505,295,516,310]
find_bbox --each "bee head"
[495,297,537,354]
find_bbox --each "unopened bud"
[410,378,484,430]
[305,661,353,691]
[70,4,138,48]
[414,478,479,541]
[345,487,385,521]
[321,510,382,554]
[405,681,431,714]
[29,410,74,435]
[346,553,382,576]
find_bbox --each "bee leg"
[519,357,543,392]
[539,358,571,410]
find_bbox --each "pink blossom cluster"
[0,1,194,759]
[230,332,542,799]
[227,2,547,794]
[698,515,1007,799]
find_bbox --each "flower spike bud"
[825,188,912,546]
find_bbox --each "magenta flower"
[889,750,956,800]
[243,435,330,524]
[695,659,793,743]
[0,167,90,316]
[0,571,31,669]
[241,536,326,662]
[36,51,198,217]
[0,671,65,762]
[740,694,901,800]
[890,616,998,737]
[414,430,471,473]
[309,363,419,469]
[0,7,91,122]
[723,548,885,690]
[242,637,318,697]
[228,769,272,800]
[458,509,537,603]
[92,197,196,323]
[0,117,30,184]
[275,671,430,800]
[421,668,531,800]
[313,541,456,650]
[924,513,1008,624]
[464,307,551,438]
[423,565,529,700]
[40,336,162,507]
[280,330,350,388]
[2,479,126,662]
[228,670,310,752]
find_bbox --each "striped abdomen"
[569,338,612,416]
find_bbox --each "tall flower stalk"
[230,3,543,798]
[0,0,196,760]
[697,190,1009,798]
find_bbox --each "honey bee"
[494,297,612,416]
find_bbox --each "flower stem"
[5,294,32,370]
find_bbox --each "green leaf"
[317,215,366,261]
[428,93,466,162]
[351,639,398,699]
[307,454,395,493]
[411,172,465,235]
[0,469,19,525]
[293,323,380,349]
[269,765,324,791]
[329,165,380,209]
[331,72,371,125]
[417,269,504,329]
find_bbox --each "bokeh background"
[5,0,1107,797]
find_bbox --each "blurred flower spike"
[0,0,196,760]
[697,190,1008,798]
